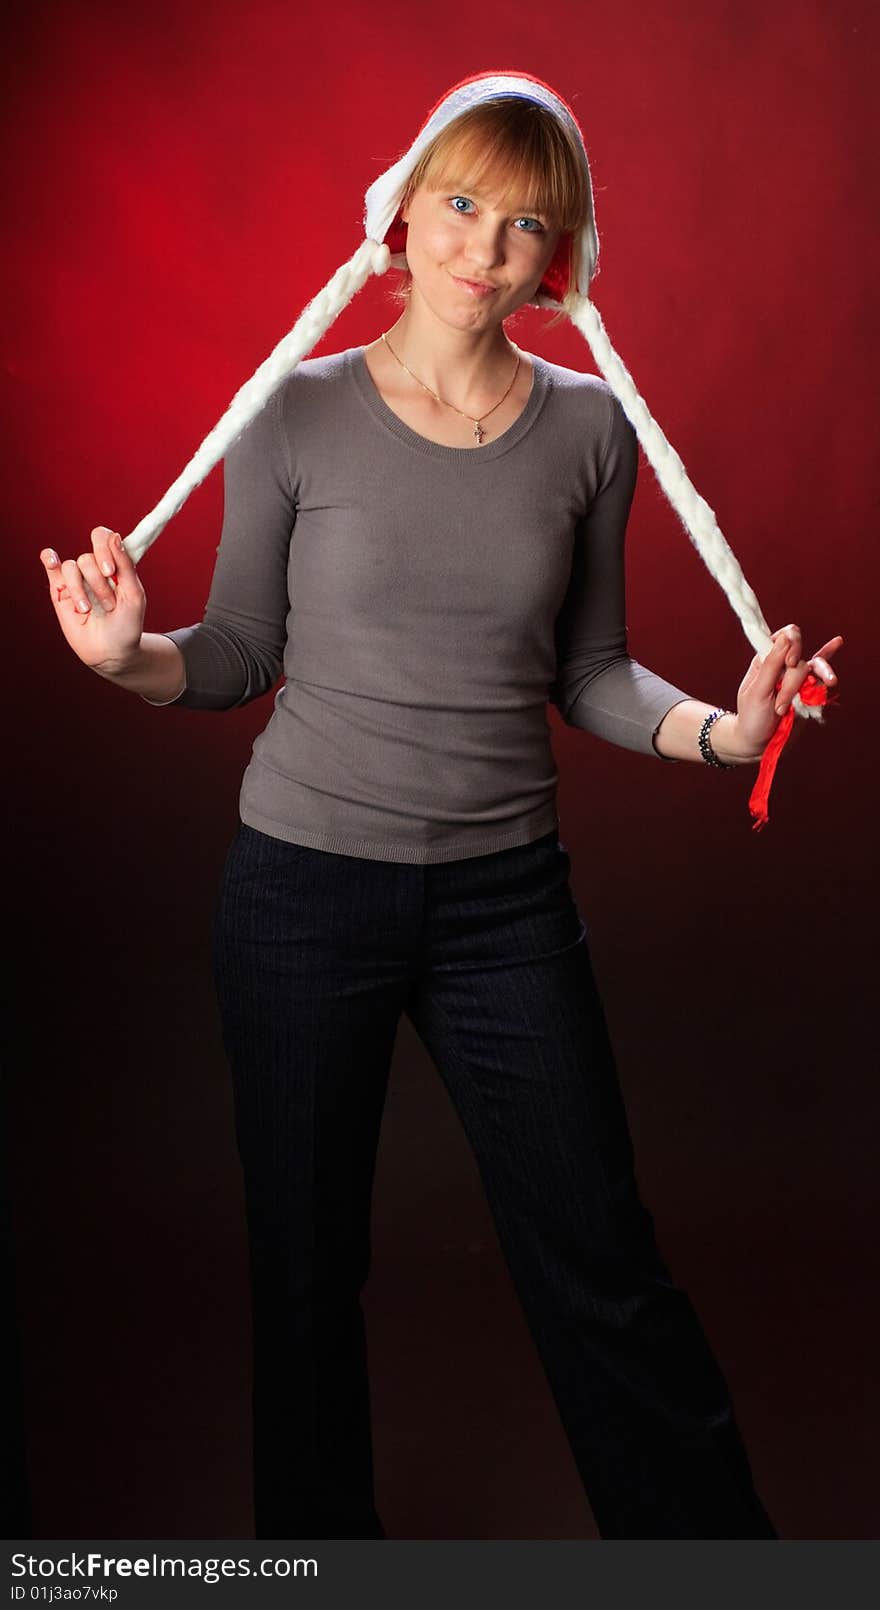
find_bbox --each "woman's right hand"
[39,526,147,676]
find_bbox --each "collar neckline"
[348,344,550,461]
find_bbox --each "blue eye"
[448,196,545,233]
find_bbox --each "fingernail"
[775,702,786,716]
[78,599,90,612]
[46,550,59,567]
[101,560,114,576]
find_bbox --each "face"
[400,181,562,328]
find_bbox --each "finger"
[39,548,63,590]
[738,654,763,696]
[808,653,837,687]
[777,622,803,668]
[109,530,138,585]
[774,661,810,716]
[809,635,843,675]
[40,548,81,616]
[59,558,92,614]
[751,631,794,700]
[79,550,116,612]
[91,525,121,588]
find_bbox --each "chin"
[408,265,510,327]
[444,277,507,319]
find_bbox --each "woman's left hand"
[731,623,843,760]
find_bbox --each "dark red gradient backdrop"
[3,0,877,1541]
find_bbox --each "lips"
[451,275,499,296]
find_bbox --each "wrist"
[93,633,185,704]
[94,644,146,683]
[708,712,762,766]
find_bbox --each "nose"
[463,217,506,273]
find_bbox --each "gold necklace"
[380,330,521,445]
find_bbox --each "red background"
[4,0,876,1539]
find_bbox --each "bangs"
[401,98,589,233]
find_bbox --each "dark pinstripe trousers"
[211,821,778,1540]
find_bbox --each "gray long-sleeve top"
[148,345,692,863]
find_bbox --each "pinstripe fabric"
[212,821,777,1540]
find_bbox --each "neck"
[384,293,518,401]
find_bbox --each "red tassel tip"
[748,672,829,832]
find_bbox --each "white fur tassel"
[555,291,820,722]
[122,238,391,565]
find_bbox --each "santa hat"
[118,69,826,824]
[362,68,598,306]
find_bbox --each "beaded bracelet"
[698,708,736,769]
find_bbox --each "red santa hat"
[362,68,598,307]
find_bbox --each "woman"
[39,72,841,1540]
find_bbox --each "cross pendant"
[473,421,485,443]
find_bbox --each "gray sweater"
[148,345,692,863]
